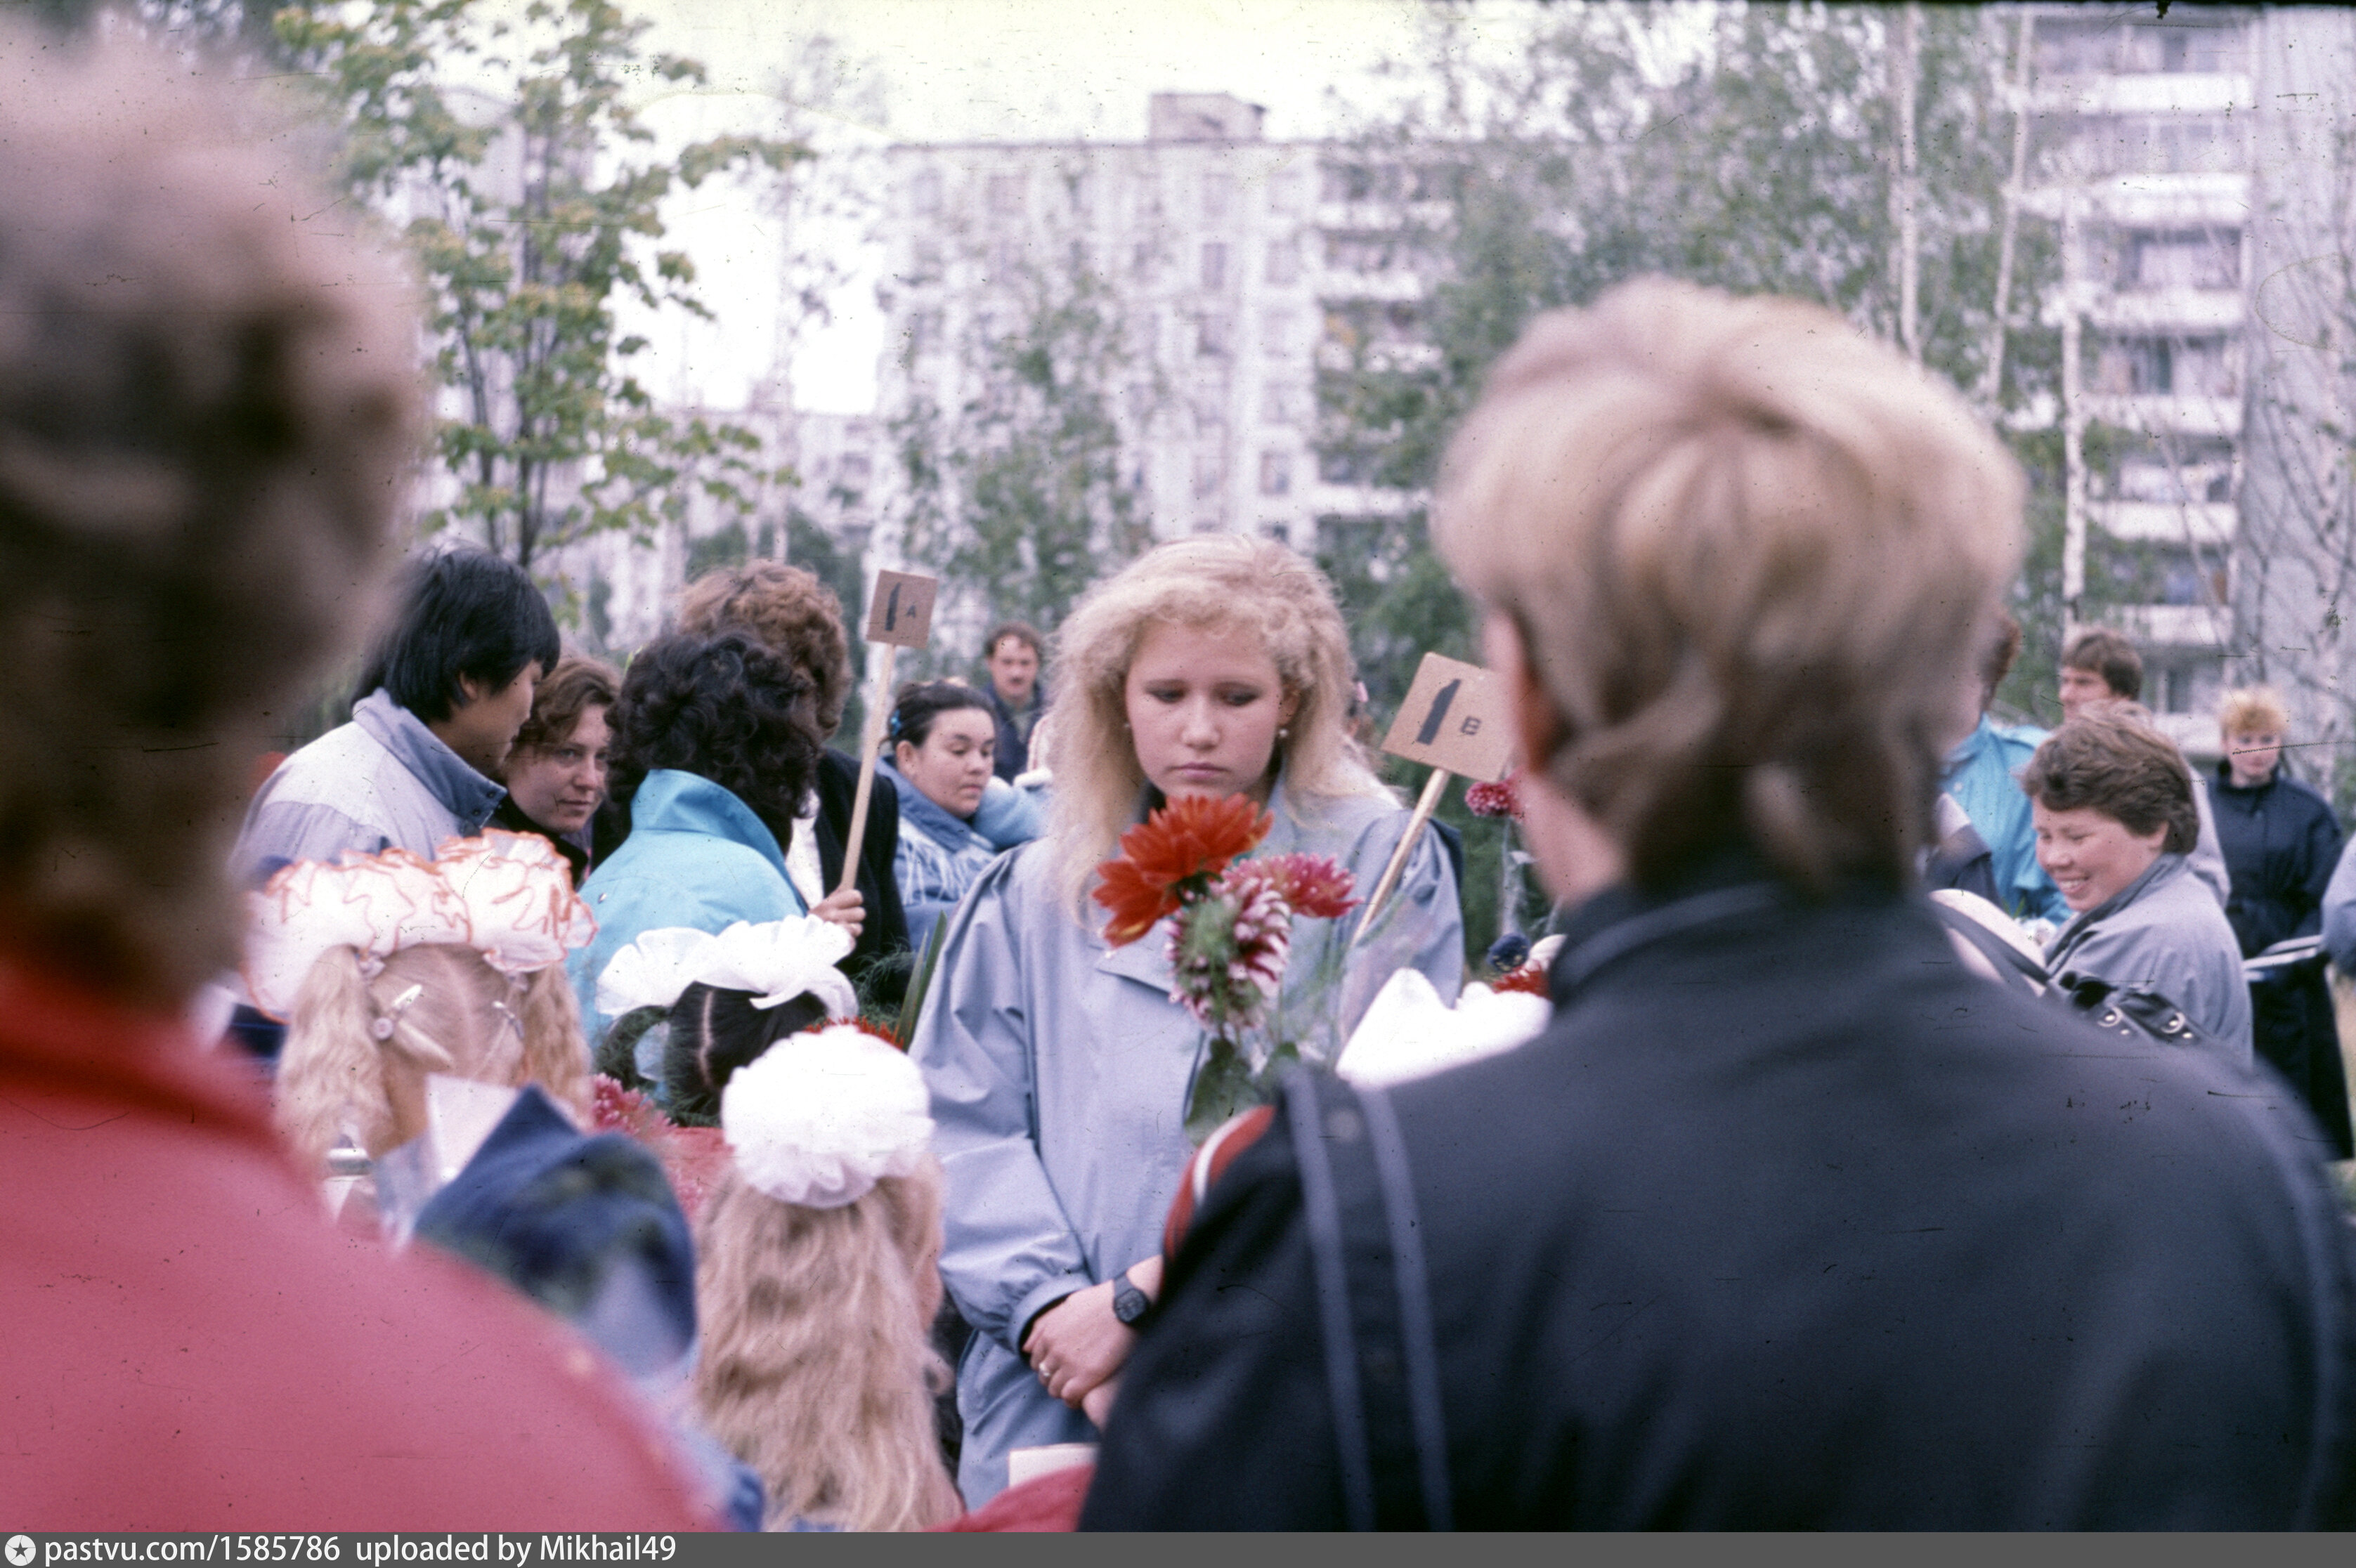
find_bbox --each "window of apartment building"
[2100,541,2220,610]
[1193,450,1225,499]
[1201,241,1227,291]
[1261,520,1294,548]
[1202,172,1233,221]
[1267,172,1305,215]
[987,173,1025,215]
[1325,233,1394,273]
[1266,236,1300,286]
[911,168,942,216]
[2114,227,2240,291]
[2048,115,2244,179]
[1319,448,1379,485]
[2036,18,2244,75]
[1261,309,1293,357]
[1197,313,1231,358]
[1067,171,1093,216]
[2091,334,2237,398]
[1133,240,1159,280]
[2101,436,2236,504]
[1259,450,1293,497]
[1261,380,1301,426]
[1320,162,1400,204]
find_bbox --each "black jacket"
[811,747,910,981]
[984,682,1041,784]
[1086,873,2356,1529]
[2210,764,2342,959]
[2208,764,2354,1159]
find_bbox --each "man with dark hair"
[2059,627,2145,718]
[0,22,703,1527]
[2058,626,2230,907]
[233,548,560,883]
[982,621,1046,783]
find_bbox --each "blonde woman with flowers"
[908,536,1463,1507]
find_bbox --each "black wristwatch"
[1110,1267,1152,1326]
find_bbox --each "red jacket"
[0,960,712,1531]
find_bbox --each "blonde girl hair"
[2218,686,2290,740]
[693,1156,961,1531]
[275,943,591,1176]
[1041,535,1386,908]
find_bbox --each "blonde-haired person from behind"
[1086,278,2356,1529]
[683,991,961,1531]
[911,534,1464,1508]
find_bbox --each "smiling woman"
[2028,711,2251,1064]
[904,536,1463,1508]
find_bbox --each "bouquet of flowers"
[1093,794,1358,1142]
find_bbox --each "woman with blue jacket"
[908,538,1463,1508]
[569,632,843,1040]
[880,681,1043,953]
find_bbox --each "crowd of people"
[10,23,2356,1532]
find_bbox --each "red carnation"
[1093,794,1274,946]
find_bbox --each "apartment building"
[2022,7,2356,752]
[864,93,1430,597]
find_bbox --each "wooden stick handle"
[1356,766,1450,942]
[835,643,898,896]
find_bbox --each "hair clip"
[369,1017,396,1041]
[489,997,524,1039]
[356,955,386,979]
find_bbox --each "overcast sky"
[612,0,1436,412]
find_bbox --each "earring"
[1277,725,1290,740]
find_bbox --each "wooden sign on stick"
[837,570,940,895]
[865,570,937,648]
[1358,653,1514,936]
[1379,653,1514,783]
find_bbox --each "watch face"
[1114,1280,1150,1324]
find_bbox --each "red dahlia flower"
[1228,852,1358,921]
[1093,793,1274,946]
[1465,772,1524,821]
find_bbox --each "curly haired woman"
[568,632,834,1040]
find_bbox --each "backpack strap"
[1286,1069,1454,1529]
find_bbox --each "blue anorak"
[568,769,809,1033]
[909,782,1464,1506]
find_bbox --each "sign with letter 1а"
[837,570,939,894]
[1380,652,1514,783]
[865,570,938,648]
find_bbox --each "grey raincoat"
[909,782,1464,1506]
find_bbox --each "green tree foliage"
[1324,2,2062,715]
[1316,3,2065,953]
[271,0,800,571]
[892,262,1152,663]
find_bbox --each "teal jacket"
[568,770,809,1033]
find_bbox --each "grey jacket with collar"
[2044,851,2253,1067]
[232,688,505,883]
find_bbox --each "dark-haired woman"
[881,683,1043,951]
[2029,710,2253,1065]
[567,632,838,1039]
